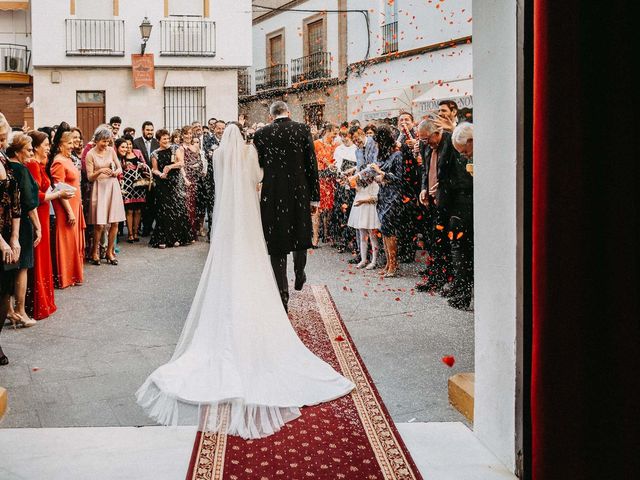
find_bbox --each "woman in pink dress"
[50,132,86,288]
[84,126,126,265]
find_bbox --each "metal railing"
[0,44,30,73]
[291,51,331,84]
[255,64,288,91]
[160,19,216,56]
[238,68,251,96]
[382,21,398,54]
[65,19,125,56]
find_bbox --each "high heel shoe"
[0,355,8,366]
[106,256,119,265]
[127,237,135,244]
[89,257,101,265]
[9,313,36,329]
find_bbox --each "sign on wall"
[131,54,155,89]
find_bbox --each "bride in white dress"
[136,124,354,439]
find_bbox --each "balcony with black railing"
[255,64,288,91]
[0,44,30,74]
[382,21,398,54]
[160,18,216,56]
[238,68,252,96]
[291,51,331,84]
[65,19,125,56]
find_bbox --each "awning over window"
[412,79,473,114]
[361,87,414,121]
[164,70,206,88]
[0,1,29,11]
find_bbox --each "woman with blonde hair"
[51,131,86,287]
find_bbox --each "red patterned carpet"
[186,285,423,480]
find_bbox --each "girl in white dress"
[347,170,381,269]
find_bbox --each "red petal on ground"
[442,356,456,367]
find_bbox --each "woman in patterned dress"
[1,113,22,365]
[177,126,202,241]
[116,137,150,243]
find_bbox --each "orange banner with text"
[131,54,155,89]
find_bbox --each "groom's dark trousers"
[270,250,307,312]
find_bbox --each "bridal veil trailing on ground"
[136,124,354,439]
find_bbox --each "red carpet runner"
[186,285,423,480]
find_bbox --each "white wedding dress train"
[136,125,354,439]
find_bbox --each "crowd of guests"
[0,102,474,368]
[302,102,475,315]
[0,113,224,366]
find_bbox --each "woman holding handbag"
[117,136,151,243]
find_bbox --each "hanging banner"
[131,54,155,89]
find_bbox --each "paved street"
[0,239,473,429]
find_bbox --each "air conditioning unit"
[3,56,22,72]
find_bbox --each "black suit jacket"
[253,117,320,255]
[420,131,459,209]
[133,136,160,163]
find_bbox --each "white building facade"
[29,0,251,135]
[240,0,472,126]
[347,0,473,123]
[239,0,348,126]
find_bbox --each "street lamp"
[139,17,153,55]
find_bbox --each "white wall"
[347,43,472,119]
[30,0,252,68]
[472,0,523,473]
[346,0,472,64]
[32,68,238,131]
[251,0,339,78]
[0,8,30,48]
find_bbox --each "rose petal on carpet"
[186,285,423,480]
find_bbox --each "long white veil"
[170,124,264,360]
[136,124,353,439]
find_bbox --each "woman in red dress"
[50,132,85,288]
[313,124,338,247]
[26,131,74,319]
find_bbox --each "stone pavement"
[0,239,473,429]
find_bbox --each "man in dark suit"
[133,121,160,236]
[416,118,458,292]
[252,101,320,313]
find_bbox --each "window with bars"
[163,87,206,132]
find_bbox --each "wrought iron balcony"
[160,19,216,56]
[65,19,125,56]
[255,64,288,91]
[382,21,398,54]
[238,68,251,96]
[0,44,30,74]
[291,52,331,84]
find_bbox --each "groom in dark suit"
[253,101,320,313]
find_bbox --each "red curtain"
[532,1,638,478]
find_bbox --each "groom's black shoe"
[294,272,307,291]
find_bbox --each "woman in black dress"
[5,133,41,326]
[149,129,192,248]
